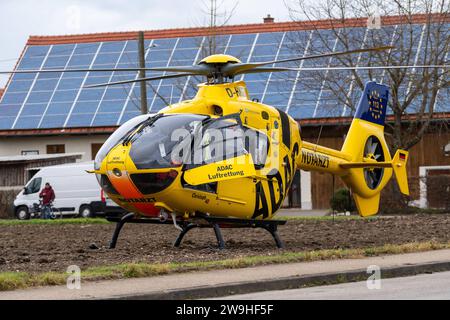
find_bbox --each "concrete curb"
[109,260,450,300]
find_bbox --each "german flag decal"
[399,152,406,161]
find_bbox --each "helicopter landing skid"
[172,222,226,249]
[106,214,287,250]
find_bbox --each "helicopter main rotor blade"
[0,65,209,75]
[0,68,145,74]
[234,64,449,75]
[265,46,395,65]
[146,65,211,74]
[83,72,198,88]
[223,46,395,76]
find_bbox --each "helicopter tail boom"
[298,81,409,216]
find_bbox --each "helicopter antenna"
[314,125,324,153]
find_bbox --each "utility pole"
[138,31,148,114]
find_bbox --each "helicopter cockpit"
[95,113,269,175]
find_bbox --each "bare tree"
[286,0,449,151]
[196,0,239,56]
[174,0,239,101]
[112,1,239,112]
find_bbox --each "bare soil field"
[1,214,449,273]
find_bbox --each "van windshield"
[25,177,42,194]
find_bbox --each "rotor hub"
[199,54,241,65]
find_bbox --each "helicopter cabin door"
[183,116,256,186]
[250,113,287,219]
[182,116,259,211]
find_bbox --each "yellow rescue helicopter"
[2,46,447,248]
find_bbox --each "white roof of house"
[26,160,94,171]
[0,153,84,163]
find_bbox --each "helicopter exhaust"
[298,81,409,217]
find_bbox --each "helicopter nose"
[105,146,159,216]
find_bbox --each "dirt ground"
[1,214,450,274]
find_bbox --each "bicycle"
[29,200,61,219]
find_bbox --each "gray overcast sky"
[0,0,294,87]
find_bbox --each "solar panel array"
[0,23,447,130]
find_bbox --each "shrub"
[330,188,355,213]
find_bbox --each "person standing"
[39,183,55,219]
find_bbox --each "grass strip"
[1,240,449,291]
[0,218,109,226]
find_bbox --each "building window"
[21,150,39,156]
[47,144,65,154]
[91,143,103,160]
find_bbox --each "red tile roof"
[27,13,447,45]
[0,126,117,137]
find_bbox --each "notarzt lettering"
[301,151,330,168]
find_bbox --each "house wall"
[0,155,81,187]
[0,135,109,161]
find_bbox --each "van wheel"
[16,206,30,220]
[79,205,94,218]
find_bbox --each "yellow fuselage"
[95,80,407,219]
[97,81,303,219]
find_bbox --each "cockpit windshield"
[129,114,208,169]
[94,114,152,170]
[95,113,269,171]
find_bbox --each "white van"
[13,161,124,220]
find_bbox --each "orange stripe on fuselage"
[105,145,159,217]
[108,171,160,216]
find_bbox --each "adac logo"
[368,90,383,120]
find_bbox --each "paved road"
[274,208,328,217]
[218,271,450,300]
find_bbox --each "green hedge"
[330,188,356,213]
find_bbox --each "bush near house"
[379,176,450,214]
[0,188,20,219]
[330,188,356,213]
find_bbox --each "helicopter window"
[195,119,247,165]
[94,114,152,170]
[97,174,119,195]
[187,118,269,168]
[182,182,218,194]
[129,114,208,169]
[245,130,269,169]
[130,172,178,195]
